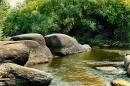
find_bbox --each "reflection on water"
[31,48,128,86]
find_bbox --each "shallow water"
[31,48,130,86]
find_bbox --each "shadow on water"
[31,48,129,86]
[86,48,124,61]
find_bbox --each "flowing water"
[31,48,130,86]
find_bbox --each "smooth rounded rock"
[9,33,53,58]
[9,33,46,45]
[111,79,130,86]
[22,40,52,66]
[45,33,91,55]
[0,63,52,86]
[0,40,52,66]
[124,54,130,69]
[96,66,118,72]
[126,64,130,76]
[7,33,53,66]
[0,41,29,65]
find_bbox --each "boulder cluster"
[0,33,91,86]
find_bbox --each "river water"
[31,48,130,86]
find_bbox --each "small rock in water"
[126,64,130,76]
[124,54,130,69]
[100,44,111,48]
[111,79,130,86]
[96,66,118,72]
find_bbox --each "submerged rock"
[96,66,118,72]
[0,63,52,86]
[97,49,130,56]
[111,79,130,86]
[45,33,91,55]
[68,72,106,86]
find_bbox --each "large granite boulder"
[0,63,52,86]
[23,40,51,66]
[45,33,91,55]
[8,33,53,66]
[9,33,53,58]
[0,41,29,65]
[0,40,52,66]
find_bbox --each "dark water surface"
[31,48,130,86]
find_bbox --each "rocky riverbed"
[31,48,130,86]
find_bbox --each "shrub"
[0,0,9,38]
[2,0,130,43]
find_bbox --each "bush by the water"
[2,0,130,45]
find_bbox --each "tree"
[2,0,130,44]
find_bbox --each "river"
[31,48,130,86]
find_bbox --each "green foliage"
[0,0,9,38]
[89,39,105,46]
[2,0,130,44]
